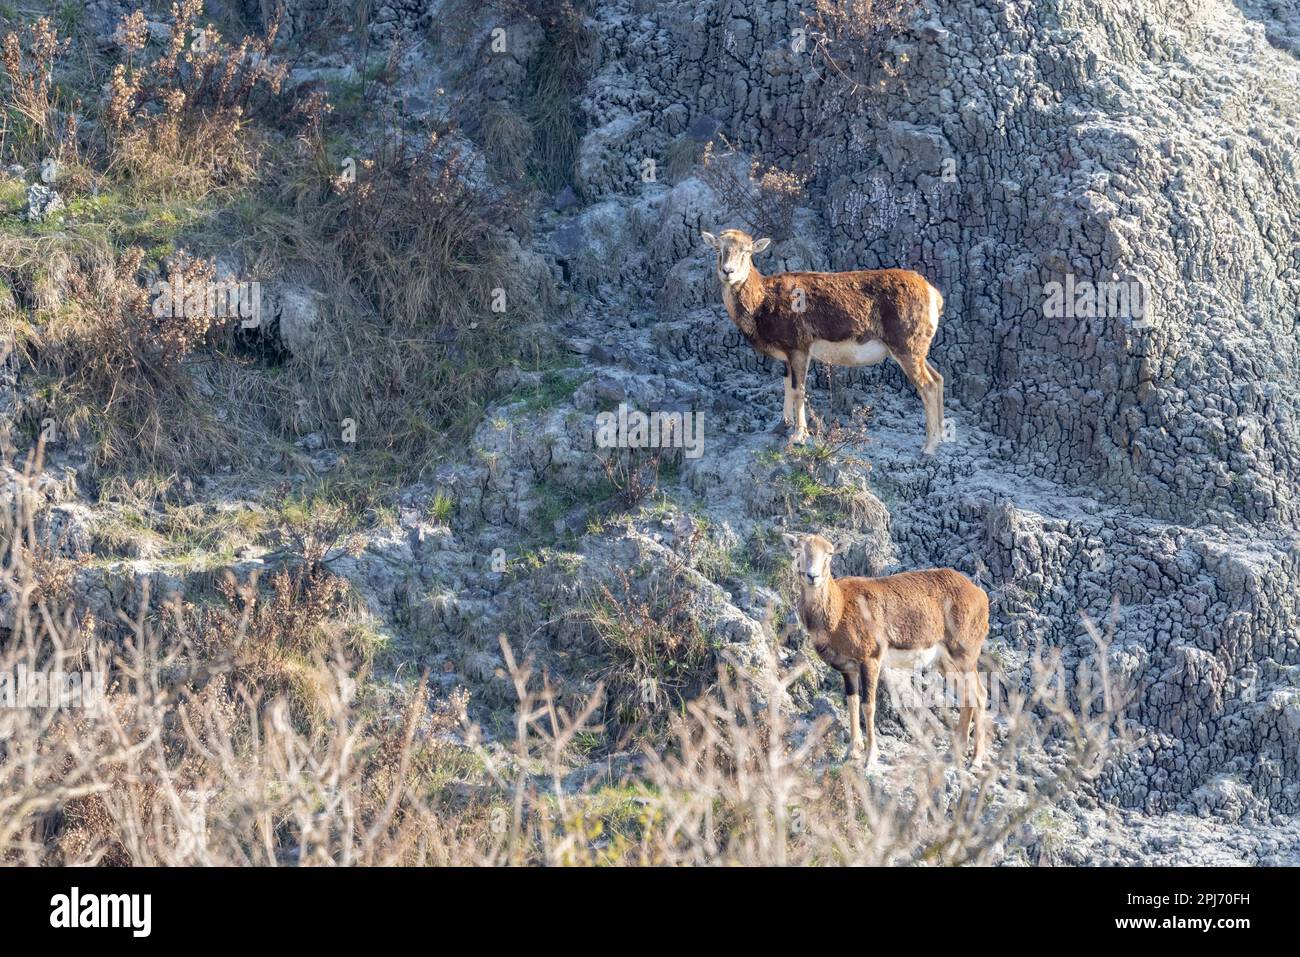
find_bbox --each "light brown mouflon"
[784,532,989,765]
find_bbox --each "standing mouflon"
[784,532,989,766]
[702,228,946,453]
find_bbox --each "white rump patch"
[882,644,942,671]
[927,285,941,336]
[810,337,889,367]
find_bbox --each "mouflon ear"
[701,231,718,248]
[751,237,772,254]
[781,532,801,550]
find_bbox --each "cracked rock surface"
[18,0,1296,863]
[538,0,1300,849]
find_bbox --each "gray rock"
[275,284,324,359]
[24,184,63,221]
[553,185,580,212]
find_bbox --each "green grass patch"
[507,368,582,414]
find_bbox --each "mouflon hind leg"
[894,350,942,454]
[926,359,945,447]
[968,669,987,767]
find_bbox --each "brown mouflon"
[702,228,946,453]
[783,532,989,766]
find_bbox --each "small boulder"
[25,184,64,221]
[276,284,324,359]
[553,185,579,212]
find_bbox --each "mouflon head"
[782,532,835,588]
[701,228,771,286]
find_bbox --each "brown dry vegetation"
[0,2,1131,867]
[805,0,920,98]
[1,453,1130,864]
[1,4,551,482]
[699,134,807,240]
[102,2,287,197]
[0,16,75,169]
[4,239,244,472]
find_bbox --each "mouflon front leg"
[842,664,863,759]
[771,362,793,436]
[788,350,811,444]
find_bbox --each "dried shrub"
[185,567,354,723]
[805,0,919,97]
[517,1,593,190]
[586,563,715,746]
[0,17,77,167]
[4,4,552,480]
[0,232,242,472]
[103,1,287,195]
[262,484,368,571]
[596,445,666,513]
[701,134,807,240]
[474,104,534,182]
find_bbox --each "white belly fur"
[810,338,890,367]
[881,645,943,671]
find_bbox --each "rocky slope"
[10,0,1298,862]
[521,0,1300,842]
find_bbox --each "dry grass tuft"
[259,123,548,473]
[4,238,242,473]
[452,0,594,191]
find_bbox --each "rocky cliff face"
[23,0,1299,861]
[582,0,1300,522]
[544,0,1300,830]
